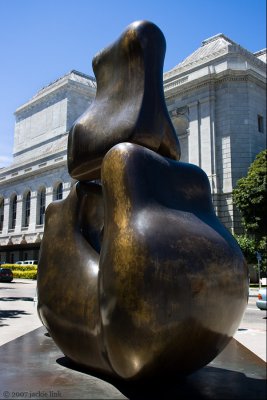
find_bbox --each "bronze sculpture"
[37,21,248,380]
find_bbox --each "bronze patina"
[37,21,248,380]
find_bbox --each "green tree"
[234,235,257,264]
[234,234,266,273]
[233,150,267,273]
[233,150,267,239]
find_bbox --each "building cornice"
[164,68,266,100]
[15,71,96,115]
[164,47,229,80]
[0,151,67,186]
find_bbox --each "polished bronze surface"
[67,20,180,181]
[37,182,111,373]
[37,20,248,381]
[99,143,248,379]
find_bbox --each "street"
[234,290,266,361]
[0,278,37,299]
[240,294,266,331]
[0,279,266,361]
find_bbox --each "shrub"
[12,270,37,279]
[1,263,37,279]
[11,264,37,272]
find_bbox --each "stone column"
[209,92,218,201]
[2,198,10,235]
[46,187,53,208]
[199,97,212,177]
[15,194,23,233]
[188,101,201,166]
[29,191,37,230]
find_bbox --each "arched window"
[55,182,63,200]
[38,188,46,225]
[0,198,4,232]
[10,195,17,229]
[23,191,31,227]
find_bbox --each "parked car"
[0,268,13,282]
[15,260,38,265]
[256,288,267,310]
[23,260,38,265]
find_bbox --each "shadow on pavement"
[0,281,34,285]
[57,356,267,400]
[0,309,31,326]
[0,297,34,302]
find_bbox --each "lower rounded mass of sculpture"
[38,143,248,380]
[37,20,248,381]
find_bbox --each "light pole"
[256,251,262,289]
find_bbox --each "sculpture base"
[0,327,266,399]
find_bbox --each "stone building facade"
[0,34,266,263]
[0,71,96,262]
[164,34,266,229]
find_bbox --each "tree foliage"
[234,235,257,264]
[233,150,267,239]
[234,235,266,272]
[233,150,267,273]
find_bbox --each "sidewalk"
[0,301,42,346]
[234,287,266,362]
[0,279,42,346]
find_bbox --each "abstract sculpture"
[37,21,248,380]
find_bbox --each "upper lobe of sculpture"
[67,21,180,181]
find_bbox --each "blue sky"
[0,0,266,167]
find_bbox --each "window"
[10,195,17,229]
[0,198,4,231]
[38,188,46,225]
[258,115,264,133]
[55,182,63,200]
[24,191,31,227]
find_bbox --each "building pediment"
[164,34,266,82]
